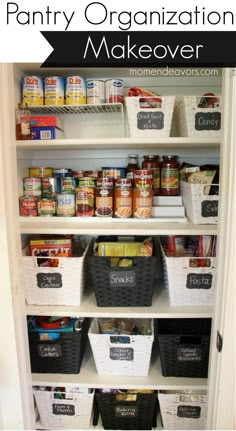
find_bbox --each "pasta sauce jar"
[114,179,132,218]
[142,155,160,195]
[161,155,180,196]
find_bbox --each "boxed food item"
[30,115,64,130]
[29,237,72,257]
[97,237,153,257]
[32,126,65,140]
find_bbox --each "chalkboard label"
[109,271,136,288]
[37,343,62,358]
[177,347,202,362]
[201,200,218,217]
[36,273,62,289]
[186,273,213,290]
[52,403,75,416]
[195,112,221,131]
[137,111,164,130]
[110,347,134,361]
[115,406,137,418]
[177,405,201,419]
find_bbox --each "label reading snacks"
[109,271,136,287]
[110,347,134,361]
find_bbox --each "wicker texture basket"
[181,181,219,224]
[34,388,94,429]
[125,96,175,138]
[88,319,154,376]
[28,318,89,374]
[155,319,211,378]
[158,391,208,430]
[96,392,158,430]
[174,96,222,137]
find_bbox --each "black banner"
[41,31,236,67]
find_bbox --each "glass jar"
[126,154,139,180]
[142,155,160,195]
[161,155,180,196]
[16,102,32,140]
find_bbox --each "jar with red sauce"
[142,155,160,195]
[161,155,180,196]
[126,154,139,180]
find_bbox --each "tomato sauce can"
[42,177,57,198]
[86,80,105,104]
[19,196,38,216]
[56,193,75,217]
[23,177,42,197]
[133,188,152,219]
[65,76,86,105]
[105,79,124,104]
[76,187,94,217]
[29,167,53,178]
[37,199,56,216]
[45,76,64,106]
[134,170,153,189]
[22,76,44,106]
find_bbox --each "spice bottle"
[161,155,180,196]
[126,154,139,180]
[16,102,32,140]
[142,155,160,195]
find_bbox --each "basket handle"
[178,394,201,402]
[109,335,131,345]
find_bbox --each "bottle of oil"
[16,102,32,140]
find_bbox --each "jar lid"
[143,155,159,160]
[162,155,178,159]
[128,154,138,158]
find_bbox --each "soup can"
[29,167,53,178]
[76,187,94,217]
[133,188,152,219]
[86,80,105,104]
[65,76,86,105]
[45,76,64,106]
[23,177,42,197]
[42,177,57,199]
[22,76,44,106]
[37,199,56,217]
[19,196,38,216]
[56,193,75,217]
[105,79,124,104]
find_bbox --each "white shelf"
[16,137,221,151]
[20,217,218,235]
[25,287,213,319]
[31,346,208,390]
[28,103,123,115]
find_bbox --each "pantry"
[0,65,234,430]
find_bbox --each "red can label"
[134,170,153,189]
[19,196,38,216]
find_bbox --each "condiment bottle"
[126,154,139,180]
[16,102,32,140]
[142,155,160,195]
[161,155,180,196]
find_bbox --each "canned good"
[114,181,132,218]
[38,199,56,216]
[101,167,126,179]
[29,167,53,178]
[53,168,71,193]
[42,177,57,199]
[61,177,76,193]
[23,177,42,197]
[76,187,94,217]
[56,193,75,217]
[134,170,153,189]
[96,178,114,188]
[133,188,152,219]
[78,177,96,187]
[45,76,64,106]
[95,187,113,217]
[19,196,38,216]
[115,179,132,189]
[72,171,85,178]
[65,76,86,105]
[105,79,124,104]
[22,76,44,106]
[86,80,105,104]
[85,170,101,178]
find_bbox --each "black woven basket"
[28,318,89,374]
[95,392,158,430]
[85,237,157,307]
[156,318,212,378]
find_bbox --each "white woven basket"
[88,319,154,376]
[34,389,94,429]
[23,244,89,305]
[125,96,175,137]
[161,245,216,306]
[174,96,222,137]
[181,181,219,224]
[158,391,208,430]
